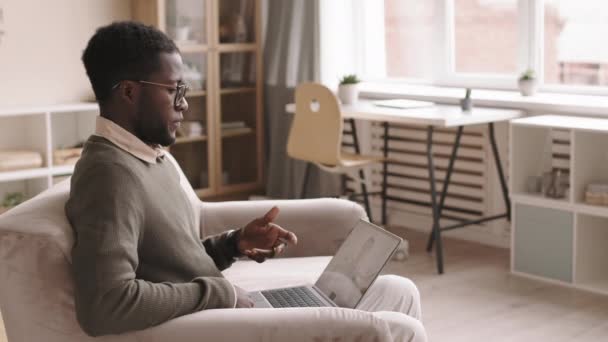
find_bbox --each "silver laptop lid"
[314,219,402,308]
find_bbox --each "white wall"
[0,0,131,107]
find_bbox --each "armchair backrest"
[0,153,199,341]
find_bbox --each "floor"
[385,227,608,342]
[1,228,607,342]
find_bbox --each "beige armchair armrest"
[135,307,392,342]
[199,198,367,257]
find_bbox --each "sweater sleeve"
[66,162,235,337]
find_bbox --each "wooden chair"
[287,82,385,221]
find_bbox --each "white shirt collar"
[94,116,165,164]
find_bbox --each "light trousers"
[356,275,427,342]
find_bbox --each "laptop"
[249,219,402,308]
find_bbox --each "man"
[68,21,426,341]
[67,21,294,336]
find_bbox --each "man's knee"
[376,275,420,300]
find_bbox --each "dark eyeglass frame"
[111,80,189,107]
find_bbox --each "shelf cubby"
[572,130,608,206]
[510,123,572,203]
[574,213,608,293]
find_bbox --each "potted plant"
[518,69,537,96]
[338,74,361,105]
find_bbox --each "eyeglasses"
[112,80,189,107]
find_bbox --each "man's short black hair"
[82,21,178,104]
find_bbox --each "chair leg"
[300,162,311,199]
[359,169,373,222]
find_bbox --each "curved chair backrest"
[287,83,342,166]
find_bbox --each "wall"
[0,0,131,107]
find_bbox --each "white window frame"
[435,0,534,90]
[356,0,608,95]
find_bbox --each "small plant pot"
[338,84,359,105]
[518,78,537,96]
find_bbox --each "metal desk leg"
[426,126,463,252]
[382,122,389,225]
[426,126,444,274]
[349,119,373,222]
[488,122,511,220]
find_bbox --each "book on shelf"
[221,121,247,130]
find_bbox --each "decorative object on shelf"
[0,192,24,215]
[518,69,537,96]
[219,13,248,43]
[338,74,361,105]
[221,121,246,130]
[53,148,83,166]
[183,62,204,91]
[526,175,542,194]
[178,121,204,137]
[0,150,43,172]
[53,142,85,166]
[175,15,191,41]
[542,168,569,199]
[584,182,608,206]
[459,88,473,112]
[221,122,252,137]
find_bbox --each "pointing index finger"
[261,206,279,224]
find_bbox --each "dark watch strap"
[227,229,243,258]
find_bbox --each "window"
[453,0,518,75]
[366,0,608,94]
[543,0,608,87]
[383,0,436,79]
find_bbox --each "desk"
[286,99,523,274]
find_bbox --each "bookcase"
[132,0,264,198]
[510,115,608,295]
[0,103,98,213]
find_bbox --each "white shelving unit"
[0,103,98,209]
[510,115,608,295]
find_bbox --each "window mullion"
[434,0,454,85]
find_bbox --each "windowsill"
[360,82,608,117]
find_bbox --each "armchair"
[0,155,402,341]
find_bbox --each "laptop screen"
[314,220,402,308]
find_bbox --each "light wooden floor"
[384,227,608,342]
[1,228,607,342]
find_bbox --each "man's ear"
[117,81,139,104]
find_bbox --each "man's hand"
[234,285,253,308]
[237,206,298,263]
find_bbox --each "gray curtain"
[263,0,340,199]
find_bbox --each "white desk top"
[285,99,523,127]
[511,115,608,133]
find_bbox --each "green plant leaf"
[339,74,361,85]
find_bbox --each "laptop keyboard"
[261,286,327,308]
